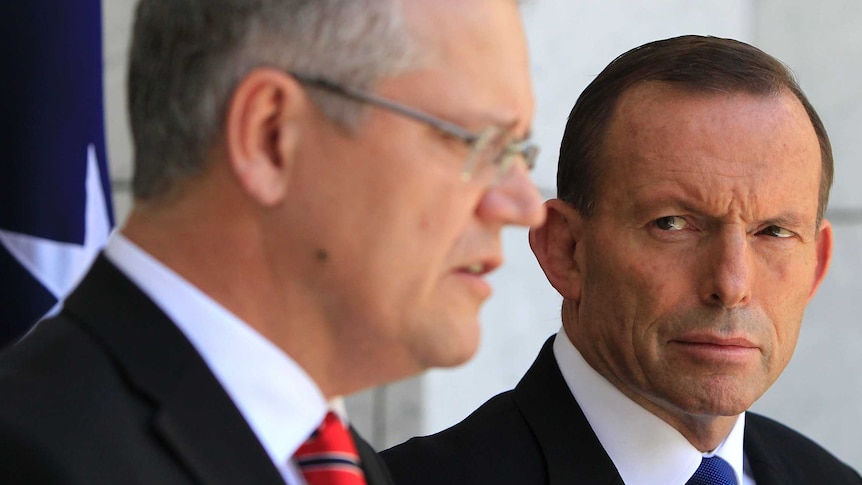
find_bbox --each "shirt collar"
[104,232,329,469]
[553,329,746,485]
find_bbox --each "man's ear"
[808,218,834,301]
[528,198,584,301]
[225,68,306,206]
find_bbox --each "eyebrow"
[493,117,532,141]
[631,192,815,227]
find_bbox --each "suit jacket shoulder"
[353,428,397,485]
[382,388,547,484]
[384,335,862,485]
[382,337,622,485]
[0,256,284,485]
[744,412,862,484]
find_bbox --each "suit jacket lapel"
[513,337,624,485]
[352,428,395,485]
[63,255,285,485]
[743,419,788,485]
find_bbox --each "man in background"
[383,35,862,484]
[0,0,544,483]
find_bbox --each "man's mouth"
[465,263,486,275]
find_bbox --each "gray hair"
[128,0,415,200]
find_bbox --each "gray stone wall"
[102,0,861,470]
[750,0,862,469]
[102,0,135,219]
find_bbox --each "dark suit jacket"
[383,336,862,485]
[0,255,394,485]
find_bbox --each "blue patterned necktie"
[686,456,738,485]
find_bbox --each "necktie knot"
[294,412,367,485]
[686,455,738,485]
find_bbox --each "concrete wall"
[749,0,862,469]
[102,0,135,220]
[102,0,861,470]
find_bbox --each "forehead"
[405,0,524,55]
[598,83,822,217]
[394,0,533,126]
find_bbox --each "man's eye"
[654,216,688,231]
[759,225,794,238]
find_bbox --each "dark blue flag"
[0,2,114,347]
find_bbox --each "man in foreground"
[383,35,862,484]
[0,0,544,483]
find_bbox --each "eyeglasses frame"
[287,72,538,181]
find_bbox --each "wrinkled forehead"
[599,83,822,204]
[606,82,818,159]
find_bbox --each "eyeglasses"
[288,72,539,182]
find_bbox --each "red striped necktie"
[294,412,368,485]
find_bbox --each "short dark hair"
[557,35,833,223]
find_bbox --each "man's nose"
[475,161,547,228]
[700,229,753,308]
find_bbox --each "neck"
[122,198,416,400]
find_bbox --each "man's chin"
[666,382,760,419]
[418,321,482,370]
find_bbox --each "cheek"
[762,294,805,373]
[578,247,651,350]
[588,242,681,323]
[755,251,816,359]
[585,241,701,377]
[775,319,801,364]
[368,185,477,300]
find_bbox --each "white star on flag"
[0,144,112,318]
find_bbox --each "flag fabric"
[0,2,114,347]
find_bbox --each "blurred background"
[101,0,861,469]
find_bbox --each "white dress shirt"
[553,329,756,485]
[104,233,332,485]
